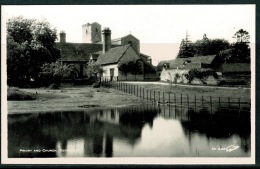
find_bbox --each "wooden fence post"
[174,93,176,105]
[163,92,165,104]
[187,94,189,107]
[143,88,145,99]
[238,98,240,109]
[210,96,212,114]
[202,96,204,107]
[228,97,230,109]
[195,95,196,111]
[147,89,148,101]
[158,91,160,103]
[154,91,156,102]
[169,92,170,104]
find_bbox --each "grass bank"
[126,83,251,100]
[7,86,146,114]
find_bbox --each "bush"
[7,88,35,101]
[186,69,215,83]
[49,83,60,89]
[92,82,101,88]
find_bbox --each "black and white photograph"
[1,4,255,165]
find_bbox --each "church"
[56,22,157,81]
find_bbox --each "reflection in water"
[8,104,251,158]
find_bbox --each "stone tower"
[82,22,102,43]
[59,30,66,43]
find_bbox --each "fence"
[100,80,251,112]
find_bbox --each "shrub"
[49,83,60,89]
[92,82,101,88]
[7,88,35,101]
[186,69,215,83]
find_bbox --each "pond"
[8,104,251,158]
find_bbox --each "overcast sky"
[2,5,255,65]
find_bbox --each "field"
[7,83,251,114]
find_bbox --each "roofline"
[116,44,131,63]
[100,62,118,66]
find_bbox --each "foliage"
[185,69,215,83]
[48,83,60,89]
[176,29,250,64]
[7,88,36,100]
[118,59,143,75]
[86,63,104,82]
[193,34,211,56]
[41,61,78,86]
[92,82,101,88]
[227,43,250,63]
[233,29,250,43]
[174,73,181,83]
[193,35,230,56]
[7,16,60,87]
[118,63,128,75]
[177,32,195,58]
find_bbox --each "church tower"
[82,22,102,43]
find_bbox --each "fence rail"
[100,80,251,112]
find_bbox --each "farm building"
[158,55,221,85]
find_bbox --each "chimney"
[102,28,111,53]
[60,30,66,43]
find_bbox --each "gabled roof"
[120,34,139,41]
[112,34,139,44]
[95,44,131,65]
[56,42,119,62]
[157,55,216,70]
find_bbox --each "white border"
[1,4,256,165]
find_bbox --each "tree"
[193,34,230,56]
[209,39,230,55]
[177,31,195,58]
[41,61,77,86]
[194,34,211,56]
[128,59,143,75]
[228,43,250,63]
[233,29,250,43]
[86,63,104,82]
[227,29,250,63]
[7,16,60,87]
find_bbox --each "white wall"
[160,68,188,83]
[102,64,118,76]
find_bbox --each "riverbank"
[7,86,146,114]
[7,83,251,114]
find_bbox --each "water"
[8,104,251,158]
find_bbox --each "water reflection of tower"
[83,106,158,157]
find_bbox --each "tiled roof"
[56,42,120,62]
[95,44,131,65]
[157,55,216,70]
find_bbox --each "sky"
[1,5,255,65]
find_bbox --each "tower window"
[128,41,132,45]
[96,28,98,32]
